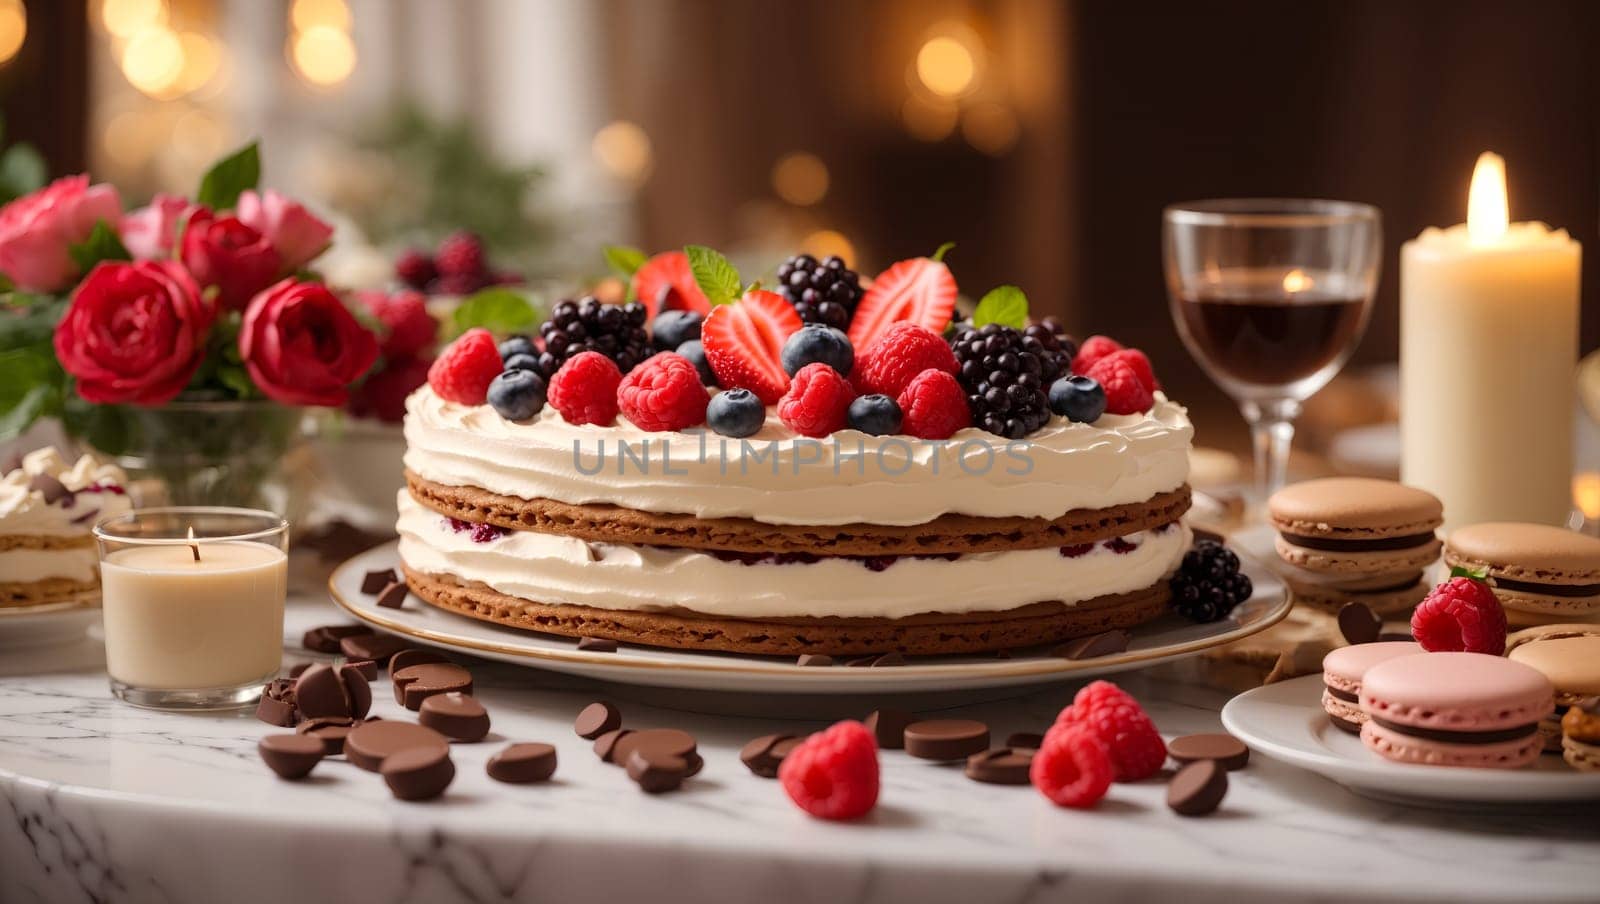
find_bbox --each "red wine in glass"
[1176,286,1369,390]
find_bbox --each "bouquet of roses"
[0,142,380,450]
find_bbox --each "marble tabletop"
[1,595,1596,904]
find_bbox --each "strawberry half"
[702,289,802,404]
[632,251,712,317]
[846,256,957,350]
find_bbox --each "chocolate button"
[288,663,311,679]
[487,743,558,784]
[259,733,324,779]
[381,746,455,801]
[345,720,450,772]
[740,734,799,778]
[297,717,356,755]
[574,701,622,740]
[393,662,473,710]
[340,632,411,668]
[592,728,635,762]
[294,664,351,720]
[864,708,913,750]
[625,748,689,793]
[1166,733,1250,771]
[1004,731,1045,750]
[302,624,372,654]
[345,659,378,681]
[361,568,398,594]
[340,663,372,719]
[388,648,450,675]
[255,686,298,727]
[1167,759,1228,816]
[419,692,491,742]
[965,747,1034,785]
[612,728,696,766]
[904,719,990,761]
[1337,602,1383,646]
[376,581,408,610]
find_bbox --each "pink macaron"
[1359,652,1553,769]
[1320,641,1423,733]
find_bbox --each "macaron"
[1269,478,1444,614]
[1319,641,1424,734]
[1559,698,1600,772]
[1505,625,1600,752]
[1443,523,1600,625]
[1359,652,1552,769]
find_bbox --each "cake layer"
[1,576,98,608]
[395,491,1190,620]
[0,546,98,584]
[402,385,1192,527]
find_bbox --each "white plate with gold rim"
[329,540,1291,693]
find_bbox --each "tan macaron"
[1506,628,1600,752]
[1269,478,1443,612]
[1444,523,1600,620]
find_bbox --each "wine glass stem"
[1240,398,1301,503]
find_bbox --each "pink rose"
[240,279,379,407]
[235,189,333,272]
[0,175,123,292]
[53,261,214,405]
[120,194,204,261]
[179,210,282,311]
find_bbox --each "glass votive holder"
[94,507,288,710]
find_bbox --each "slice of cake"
[0,448,130,607]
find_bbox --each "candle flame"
[1467,151,1509,244]
[1282,268,1312,294]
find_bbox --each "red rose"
[179,210,281,310]
[53,261,214,405]
[240,279,379,407]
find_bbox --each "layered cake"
[0,448,129,607]
[397,248,1204,655]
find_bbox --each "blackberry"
[775,254,863,330]
[1169,540,1253,623]
[949,323,1053,439]
[1023,317,1077,384]
[534,296,651,378]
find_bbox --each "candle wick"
[187,526,200,563]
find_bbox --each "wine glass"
[1163,199,1381,505]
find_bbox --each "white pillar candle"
[1400,152,1581,534]
[99,541,287,690]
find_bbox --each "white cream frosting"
[402,385,1192,526]
[0,448,130,537]
[0,547,97,583]
[397,491,1189,619]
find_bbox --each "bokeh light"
[771,152,829,207]
[916,35,978,98]
[290,24,356,87]
[291,0,351,33]
[961,102,1019,156]
[901,95,959,142]
[800,229,855,264]
[0,0,24,66]
[101,0,167,39]
[121,26,185,97]
[592,120,653,185]
[173,31,220,94]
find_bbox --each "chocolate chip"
[375,581,408,610]
[29,473,71,505]
[1167,733,1250,771]
[339,663,372,718]
[302,624,372,654]
[419,692,491,742]
[345,659,378,681]
[340,632,411,668]
[388,648,450,674]
[361,568,399,595]
[1167,759,1228,816]
[625,748,689,793]
[904,719,990,761]
[1337,602,1383,646]
[864,708,913,750]
[254,692,298,728]
[344,720,450,772]
[381,746,455,801]
[393,662,473,710]
[574,701,621,740]
[294,664,352,720]
[796,654,834,667]
[487,743,557,784]
[965,747,1034,785]
[612,728,697,767]
[1004,731,1045,750]
[740,734,799,778]
[297,717,356,755]
[288,662,311,679]
[592,728,635,762]
[259,733,324,779]
[577,636,618,653]
[1053,629,1132,660]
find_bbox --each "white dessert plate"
[329,540,1291,693]
[0,601,99,650]
[1221,674,1600,804]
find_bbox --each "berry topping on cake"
[1054,680,1166,783]
[1071,334,1123,375]
[1101,347,1159,391]
[434,231,486,279]
[1411,575,1507,655]
[651,310,704,352]
[547,351,622,426]
[427,328,503,405]
[780,324,855,377]
[775,254,864,330]
[486,369,547,421]
[951,323,1053,438]
[1030,723,1112,809]
[847,394,902,436]
[498,335,536,361]
[854,322,958,398]
[1086,354,1154,415]
[1026,317,1078,376]
[1169,540,1252,623]
[701,289,803,404]
[617,352,709,432]
[536,297,652,377]
[778,720,879,821]
[897,369,970,440]
[706,388,765,438]
[777,362,855,437]
[675,339,717,386]
[395,248,437,290]
[1048,375,1106,423]
[632,250,712,317]
[503,352,539,373]
[846,247,958,350]
[357,289,436,359]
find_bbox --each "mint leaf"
[930,241,955,263]
[67,220,132,273]
[602,245,648,279]
[196,141,261,210]
[684,245,741,306]
[1449,564,1490,581]
[973,285,1028,329]
[451,288,540,337]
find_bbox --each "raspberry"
[395,249,436,290]
[1062,678,1140,716]
[1054,680,1166,782]
[854,323,957,398]
[435,231,486,278]
[777,362,855,437]
[1101,348,1159,391]
[1411,576,1507,655]
[617,352,708,431]
[357,289,437,359]
[778,720,879,821]
[348,355,431,422]
[897,369,969,439]
[1085,356,1154,415]
[1071,335,1124,374]
[427,328,503,405]
[547,351,623,426]
[1030,723,1113,808]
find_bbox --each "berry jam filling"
[1059,544,1094,558]
[443,517,507,544]
[1103,537,1139,554]
[697,548,962,571]
[80,482,126,495]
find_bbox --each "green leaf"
[930,241,955,263]
[684,245,741,306]
[217,363,256,399]
[67,220,132,273]
[0,144,47,200]
[602,245,648,279]
[60,397,132,457]
[1449,564,1490,581]
[195,141,261,210]
[0,295,66,351]
[0,347,62,441]
[972,285,1029,329]
[451,288,539,337]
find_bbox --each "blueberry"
[486,369,547,421]
[676,339,717,386]
[780,324,854,377]
[1048,375,1107,422]
[847,394,902,436]
[503,352,540,372]
[707,388,765,438]
[651,310,703,352]
[498,335,536,361]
